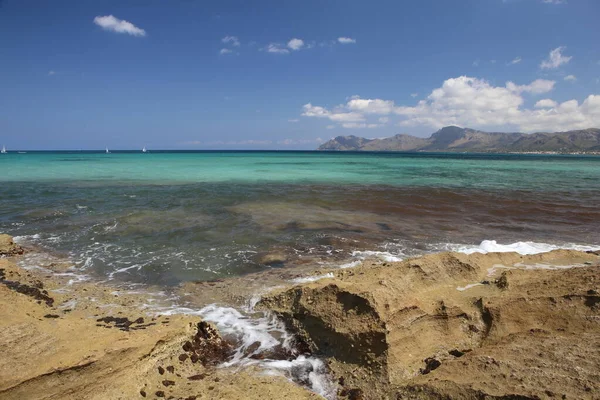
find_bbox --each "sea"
[2,150,600,397]
[1,150,599,286]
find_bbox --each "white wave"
[338,260,361,269]
[107,264,142,279]
[351,250,403,262]
[104,221,118,232]
[453,240,599,256]
[12,233,41,243]
[291,273,334,284]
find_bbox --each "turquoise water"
[1,151,599,190]
[1,151,599,286]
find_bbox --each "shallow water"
[1,151,599,285]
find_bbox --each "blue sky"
[1,0,599,150]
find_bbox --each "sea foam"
[453,240,598,255]
[158,302,336,399]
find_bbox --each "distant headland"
[317,126,600,154]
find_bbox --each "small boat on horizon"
[105,147,110,154]
[1,145,6,154]
[142,146,147,153]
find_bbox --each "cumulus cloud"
[302,76,600,132]
[219,48,232,55]
[564,74,577,82]
[265,43,290,54]
[346,97,396,114]
[535,99,558,108]
[287,38,304,51]
[506,79,555,94]
[509,56,522,65]
[337,37,356,44]
[540,46,572,69]
[222,36,240,47]
[93,15,146,37]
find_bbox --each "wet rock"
[339,388,364,400]
[180,321,233,366]
[420,357,441,375]
[96,316,148,331]
[187,373,207,381]
[0,275,54,306]
[495,272,509,289]
[0,234,24,257]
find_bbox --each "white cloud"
[265,43,289,54]
[540,46,572,69]
[48,70,55,76]
[341,123,380,129]
[509,56,522,65]
[506,79,555,94]
[337,37,356,44]
[287,38,304,51]
[564,74,577,82]
[411,93,418,98]
[288,119,299,123]
[535,99,558,108]
[302,76,600,132]
[378,117,390,124]
[93,15,146,37]
[473,59,480,67]
[491,60,497,64]
[542,0,566,4]
[219,48,232,55]
[222,36,240,47]
[347,97,395,114]
[326,125,335,130]
[302,103,365,124]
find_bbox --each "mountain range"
[317,126,600,153]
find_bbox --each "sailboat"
[105,147,110,154]
[142,146,147,153]
[1,145,6,154]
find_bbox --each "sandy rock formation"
[0,237,317,400]
[261,250,600,399]
[0,234,24,257]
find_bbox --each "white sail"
[105,147,110,154]
[142,146,147,153]
[1,145,6,154]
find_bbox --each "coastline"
[1,234,599,399]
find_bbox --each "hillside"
[317,126,600,153]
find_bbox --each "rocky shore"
[1,233,599,399]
